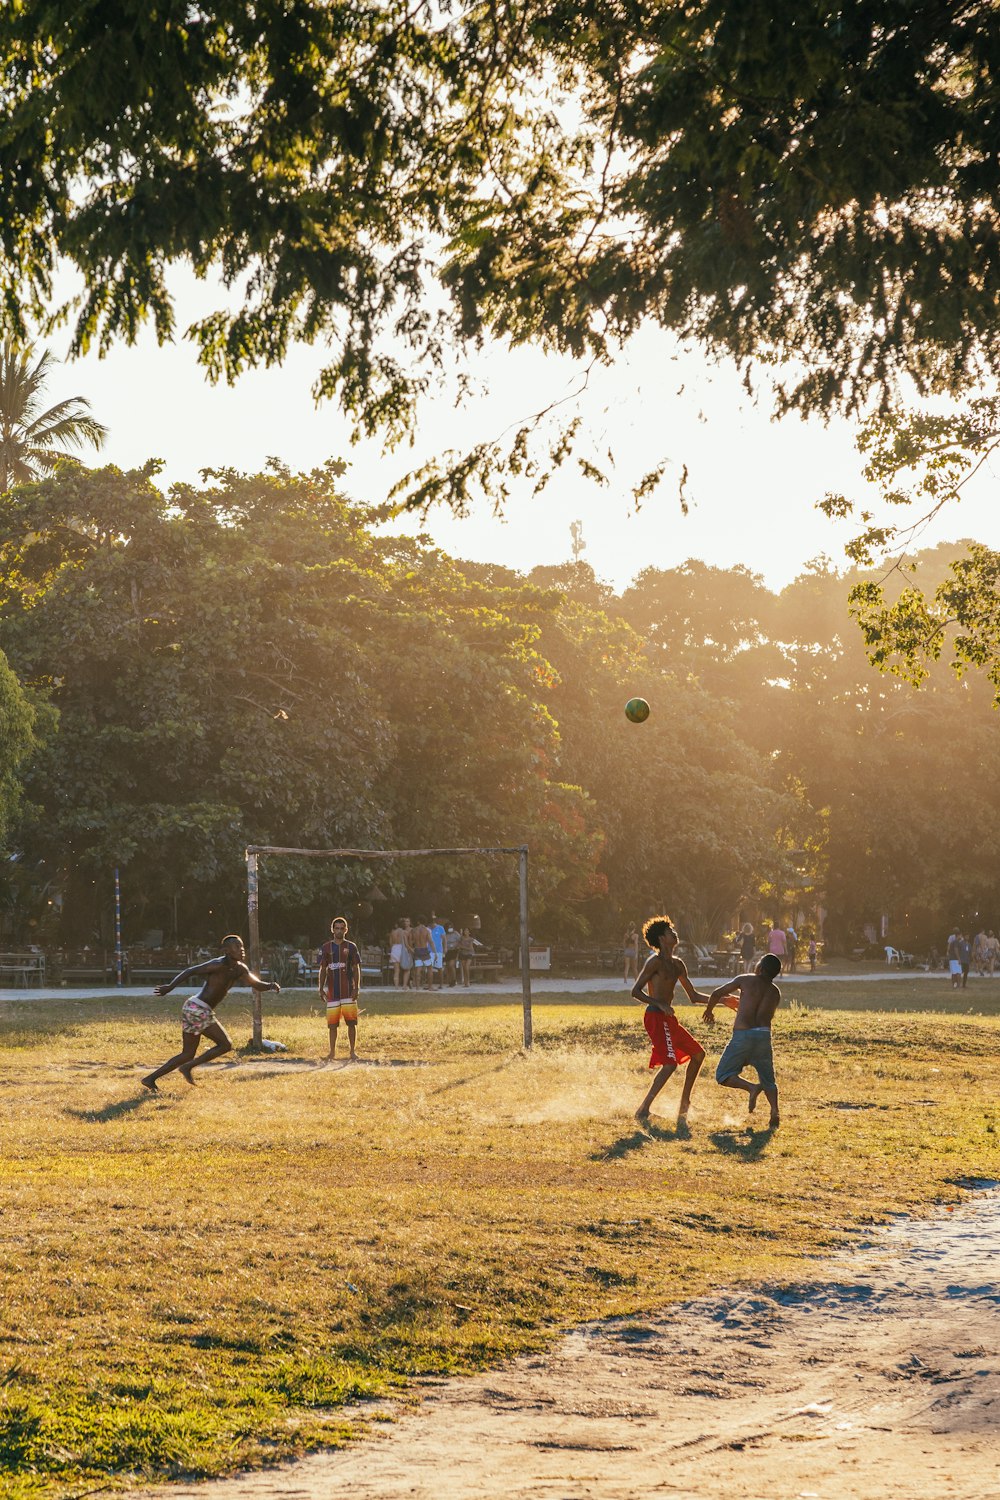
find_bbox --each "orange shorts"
[326,999,358,1026]
[643,1008,703,1069]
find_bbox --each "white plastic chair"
[884,946,900,965]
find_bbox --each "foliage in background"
[822,399,1000,702]
[1,460,998,951]
[0,644,35,850]
[0,338,106,490]
[0,461,603,942]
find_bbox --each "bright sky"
[39,267,998,592]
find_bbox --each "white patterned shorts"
[181,996,216,1035]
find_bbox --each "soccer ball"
[625,697,650,723]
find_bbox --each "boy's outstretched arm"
[675,959,712,1006]
[703,978,741,1024]
[153,957,221,997]
[242,963,280,992]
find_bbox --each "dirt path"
[141,1189,1000,1500]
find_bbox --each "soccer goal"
[245,843,534,1049]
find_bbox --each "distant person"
[443,922,461,986]
[289,949,310,981]
[458,926,481,986]
[630,914,712,1125]
[141,935,279,1092]
[429,912,446,991]
[739,922,756,967]
[318,916,362,1060]
[786,924,798,973]
[767,924,787,959]
[411,917,434,989]
[986,930,1000,977]
[703,955,783,1129]
[957,931,972,989]
[622,925,640,985]
[807,936,818,972]
[389,921,407,988]
[947,929,961,989]
[973,928,988,977]
[391,917,414,989]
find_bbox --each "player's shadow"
[65,1096,153,1123]
[593,1120,687,1160]
[709,1127,776,1161]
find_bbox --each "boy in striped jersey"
[319,916,362,1061]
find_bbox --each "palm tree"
[0,339,108,492]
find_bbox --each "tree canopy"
[0,460,995,955]
[2,0,998,495]
[0,642,35,852]
[823,400,1000,702]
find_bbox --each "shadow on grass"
[429,1057,517,1095]
[593,1119,690,1160]
[709,1127,776,1161]
[65,1094,154,1123]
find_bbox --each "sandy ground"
[132,1187,1000,1500]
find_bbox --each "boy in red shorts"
[630,914,716,1124]
[318,916,362,1061]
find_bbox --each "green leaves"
[4,0,999,507]
[0,460,607,939]
[829,399,1000,699]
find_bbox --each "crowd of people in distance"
[945,927,1000,988]
[622,918,818,985]
[388,915,483,990]
[751,921,819,973]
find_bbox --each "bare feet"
[635,1109,651,1127]
[179,1065,197,1086]
[677,1103,691,1123]
[768,1113,780,1129]
[140,1076,158,1093]
[747,1084,763,1114]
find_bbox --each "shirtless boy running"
[703,955,782,1128]
[631,915,712,1124]
[140,935,279,1091]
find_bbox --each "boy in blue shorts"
[702,954,782,1128]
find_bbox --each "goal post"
[245,843,533,1050]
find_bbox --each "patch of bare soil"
[144,1187,1000,1500]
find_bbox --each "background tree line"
[0,460,996,955]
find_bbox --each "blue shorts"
[716,1028,776,1091]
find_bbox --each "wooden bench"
[468,948,506,980]
[549,946,604,976]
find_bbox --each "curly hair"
[642,915,677,951]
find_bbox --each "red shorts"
[643,1008,703,1069]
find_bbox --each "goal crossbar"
[245,844,533,1048]
[247,844,527,858]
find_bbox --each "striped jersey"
[320,940,360,1001]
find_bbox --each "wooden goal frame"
[245,844,533,1048]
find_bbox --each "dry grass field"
[2,980,999,1497]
